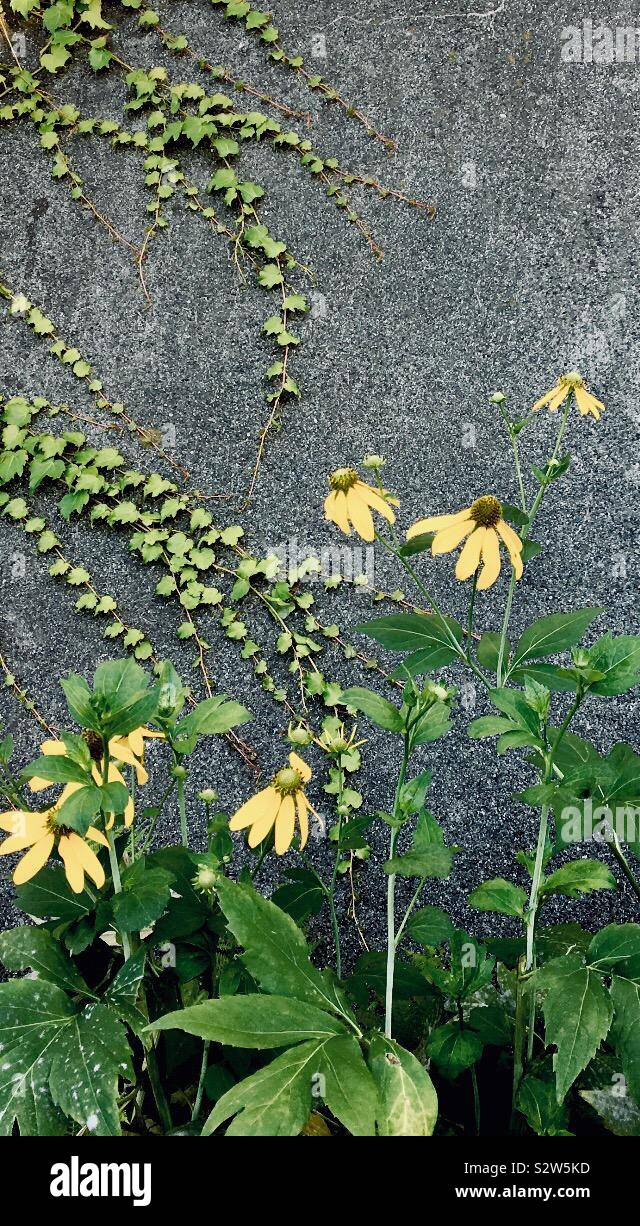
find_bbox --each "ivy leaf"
[258,263,284,288]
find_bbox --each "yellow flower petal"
[247,794,281,848]
[407,509,470,538]
[431,518,474,555]
[66,832,105,890]
[296,794,309,850]
[355,482,396,523]
[40,740,67,756]
[324,490,351,535]
[346,489,374,541]
[289,752,312,783]
[13,832,55,886]
[574,386,604,419]
[274,794,296,854]
[0,832,42,854]
[496,520,524,580]
[476,528,501,590]
[109,738,148,785]
[0,810,47,839]
[546,384,570,412]
[455,526,486,580]
[229,786,280,832]
[86,825,110,848]
[58,834,85,894]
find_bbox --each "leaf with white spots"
[48,1003,132,1136]
[0,927,90,996]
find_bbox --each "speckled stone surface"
[1,0,639,967]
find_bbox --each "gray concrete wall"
[1,0,639,962]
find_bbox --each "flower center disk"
[470,495,502,528]
[273,767,303,795]
[329,467,359,493]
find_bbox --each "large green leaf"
[369,1035,437,1135]
[0,927,90,996]
[48,1002,132,1135]
[0,979,74,1136]
[340,687,403,732]
[202,1039,324,1136]
[149,994,347,1048]
[538,953,613,1101]
[355,612,462,655]
[110,858,174,932]
[588,924,640,979]
[541,860,616,899]
[609,977,640,1101]
[15,865,95,921]
[21,755,90,785]
[214,877,352,1021]
[588,634,640,696]
[427,1020,483,1079]
[517,1076,570,1136]
[510,607,602,670]
[317,1034,378,1137]
[384,810,453,879]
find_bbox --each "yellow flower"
[229,753,316,854]
[407,495,523,591]
[0,793,109,893]
[26,727,163,828]
[324,468,396,542]
[533,371,604,420]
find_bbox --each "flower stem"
[385,738,410,1038]
[177,774,188,847]
[191,1039,210,1123]
[497,399,572,686]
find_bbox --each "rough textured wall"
[1,0,639,963]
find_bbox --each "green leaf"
[397,532,434,557]
[541,860,616,899]
[476,631,505,672]
[214,877,352,1020]
[427,1020,484,1079]
[272,869,324,923]
[580,1087,640,1136]
[588,924,640,979]
[0,927,89,995]
[317,1034,378,1136]
[609,977,640,1101]
[104,948,147,1034]
[488,688,540,736]
[587,634,640,696]
[149,994,347,1048]
[0,979,74,1136]
[517,1076,570,1136]
[468,715,517,739]
[538,952,613,1101]
[468,877,527,918]
[111,859,173,932]
[368,1035,437,1135]
[21,755,90,786]
[405,905,454,948]
[48,1003,132,1135]
[15,865,94,921]
[510,607,603,670]
[173,696,251,740]
[202,1039,322,1136]
[340,687,403,732]
[55,783,103,834]
[356,612,462,656]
